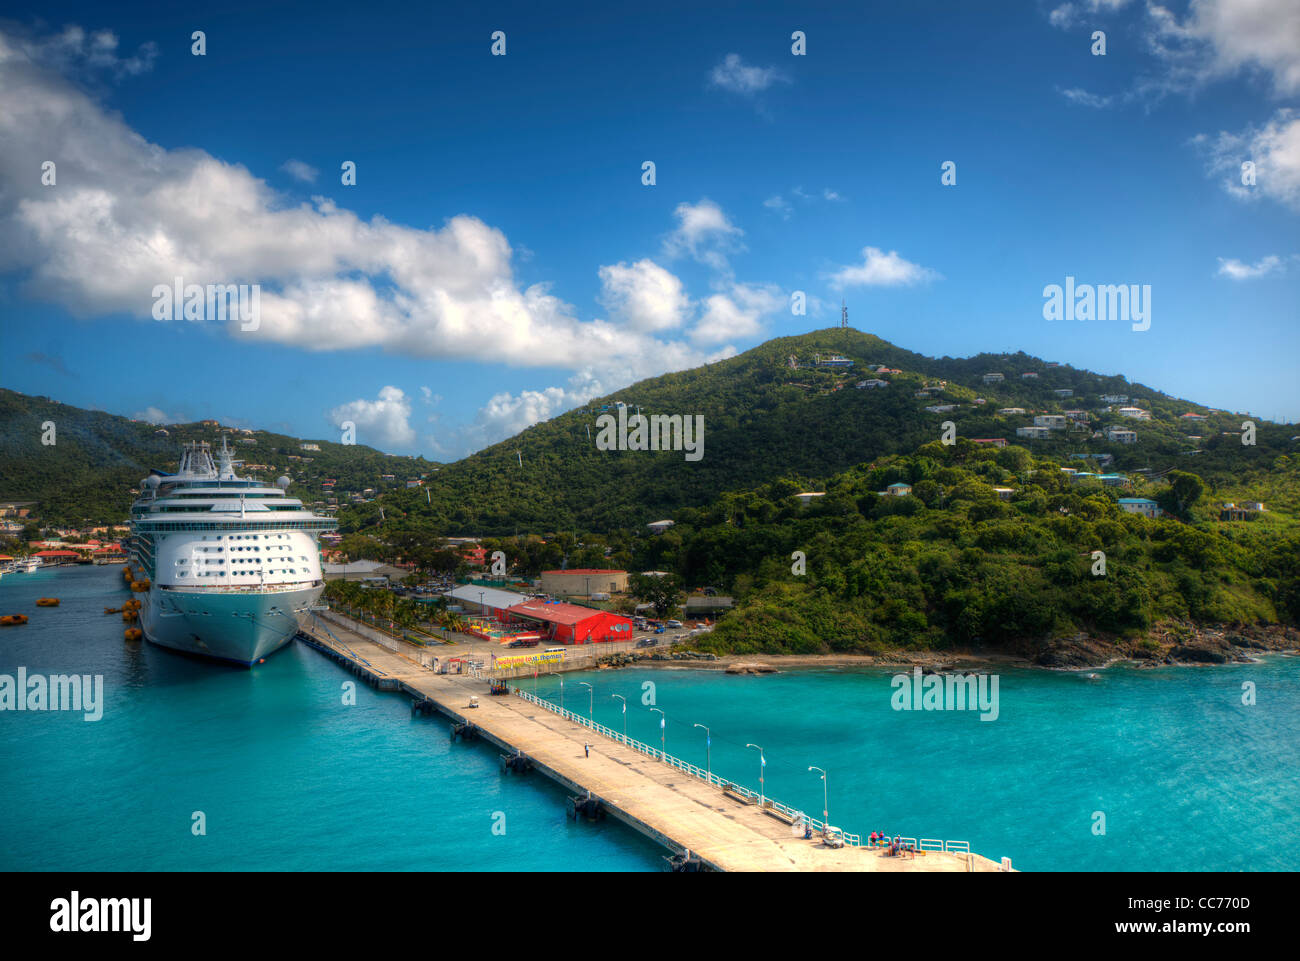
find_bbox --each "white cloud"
[280,159,318,183]
[1194,108,1300,210]
[1049,0,1133,30]
[828,247,941,289]
[419,386,440,404]
[133,406,179,425]
[1059,86,1115,108]
[662,199,745,271]
[328,386,416,449]
[1144,0,1300,98]
[1216,254,1285,279]
[691,282,783,344]
[597,259,691,332]
[764,194,792,219]
[822,188,844,202]
[0,26,739,386]
[708,54,788,95]
[10,24,157,78]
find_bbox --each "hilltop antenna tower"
[840,299,848,329]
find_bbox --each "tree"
[627,572,683,618]
[1157,471,1205,520]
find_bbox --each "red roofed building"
[459,544,488,566]
[505,601,635,644]
[971,438,1008,447]
[34,549,80,565]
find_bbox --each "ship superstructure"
[127,439,337,665]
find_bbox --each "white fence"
[511,687,861,846]
[512,687,976,857]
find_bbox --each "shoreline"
[597,622,1300,675]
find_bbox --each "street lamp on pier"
[746,743,766,807]
[578,681,593,720]
[809,766,829,831]
[650,708,665,759]
[548,672,563,711]
[694,724,711,783]
[612,694,627,739]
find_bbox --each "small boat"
[35,597,60,607]
[1,614,29,626]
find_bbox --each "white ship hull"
[140,584,323,666]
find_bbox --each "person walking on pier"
[584,743,590,758]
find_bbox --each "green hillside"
[0,388,438,527]
[637,441,1300,658]
[340,328,1297,538]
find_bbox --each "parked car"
[507,639,540,649]
[636,638,657,648]
[666,620,683,629]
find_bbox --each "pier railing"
[511,688,976,858]
[510,688,866,845]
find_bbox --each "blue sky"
[1,0,1297,458]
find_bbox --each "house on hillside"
[1016,426,1052,440]
[857,379,889,389]
[885,483,913,496]
[1106,427,1138,444]
[1020,371,1038,379]
[1053,388,1074,398]
[1119,498,1162,518]
[998,407,1026,416]
[972,438,1007,448]
[1034,415,1068,430]
[982,372,1005,384]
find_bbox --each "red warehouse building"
[505,601,635,644]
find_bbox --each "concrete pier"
[298,616,1009,873]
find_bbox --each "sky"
[1,0,1297,459]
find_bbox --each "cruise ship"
[127,439,337,666]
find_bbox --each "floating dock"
[298,617,1009,873]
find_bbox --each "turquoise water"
[4,566,1298,871]
[0,566,663,870]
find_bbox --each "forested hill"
[0,389,438,526]
[342,328,1297,537]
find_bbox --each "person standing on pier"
[584,743,590,758]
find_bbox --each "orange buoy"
[1,614,29,626]
[130,581,148,592]
[122,609,138,622]
[124,628,143,642]
[35,598,60,607]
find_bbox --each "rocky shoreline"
[587,621,1300,675]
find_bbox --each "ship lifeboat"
[1,615,28,626]
[124,628,143,642]
[130,580,149,592]
[35,598,60,607]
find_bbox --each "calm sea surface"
[3,565,1297,871]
